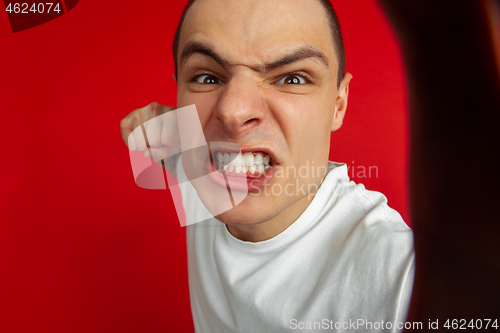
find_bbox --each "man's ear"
[331,73,353,132]
[172,73,177,83]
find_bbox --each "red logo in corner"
[3,0,78,32]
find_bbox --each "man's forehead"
[179,0,337,67]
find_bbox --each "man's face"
[176,0,350,226]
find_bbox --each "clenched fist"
[120,102,180,175]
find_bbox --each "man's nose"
[214,77,267,139]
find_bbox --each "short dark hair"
[172,0,346,87]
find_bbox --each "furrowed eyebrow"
[179,40,330,73]
[180,41,231,69]
[263,47,329,72]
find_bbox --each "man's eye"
[276,75,308,85]
[195,74,223,85]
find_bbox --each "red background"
[0,0,408,332]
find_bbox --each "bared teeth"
[230,153,240,166]
[243,152,254,166]
[216,151,272,176]
[258,164,265,174]
[254,153,263,165]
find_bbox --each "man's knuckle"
[148,102,161,115]
[132,112,143,126]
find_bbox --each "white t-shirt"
[178,160,415,333]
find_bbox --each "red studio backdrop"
[0,1,409,332]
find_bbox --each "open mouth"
[204,148,277,192]
[213,151,273,178]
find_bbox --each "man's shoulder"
[326,161,409,225]
[321,161,413,255]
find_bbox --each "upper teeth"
[216,152,271,175]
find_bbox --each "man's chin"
[213,199,282,226]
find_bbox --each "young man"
[121,0,415,332]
